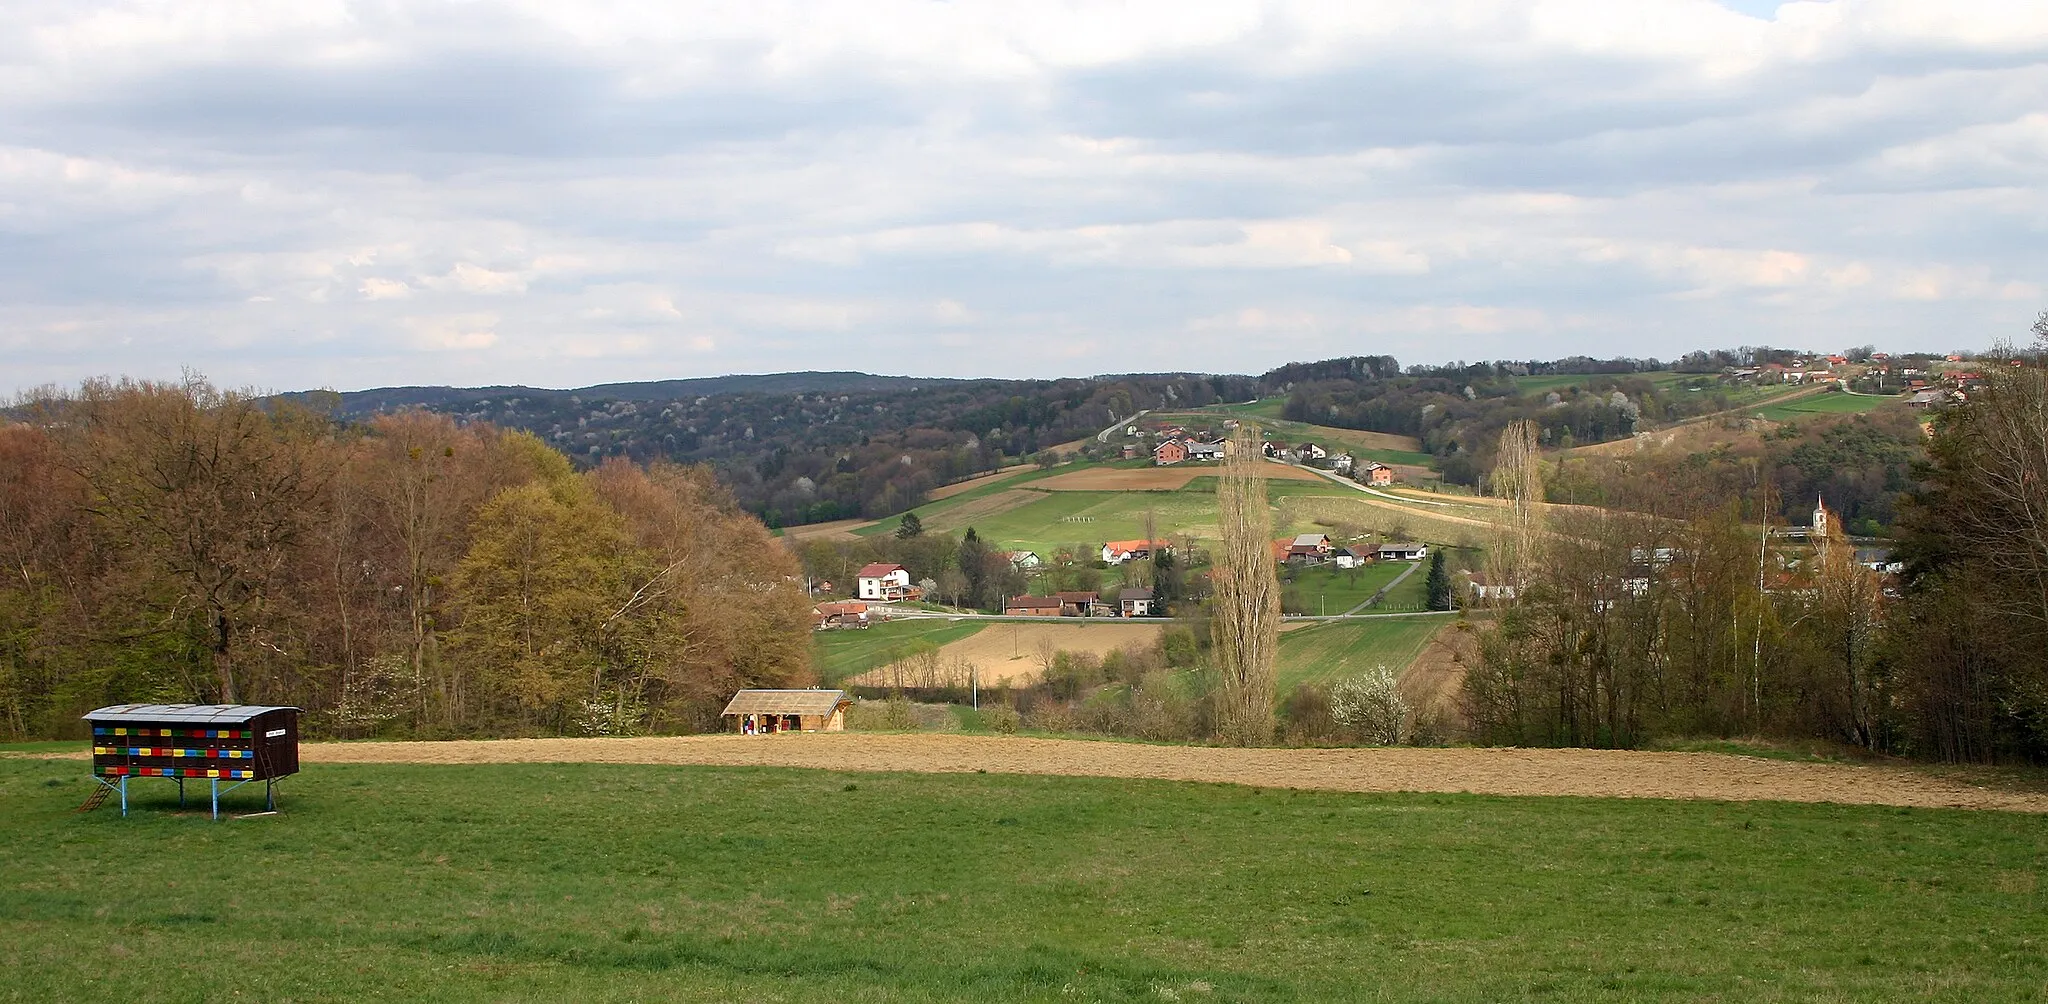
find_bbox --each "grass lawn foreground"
[3,757,2044,1002]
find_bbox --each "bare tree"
[1487,419,1545,601]
[1211,424,1280,745]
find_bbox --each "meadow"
[1274,618,1447,689]
[1753,391,1900,422]
[814,619,990,684]
[4,756,2042,1003]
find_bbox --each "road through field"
[281,734,2048,812]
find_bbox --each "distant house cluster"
[1101,539,1171,565]
[1152,433,1229,466]
[1003,588,1155,618]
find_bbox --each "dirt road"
[279,733,2048,812]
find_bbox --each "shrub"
[1328,667,1410,746]
[847,696,921,731]
[976,704,1021,734]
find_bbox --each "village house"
[1465,572,1518,602]
[1008,550,1043,571]
[1286,533,1332,563]
[1152,439,1189,466]
[1102,539,1170,564]
[722,689,853,734]
[812,600,869,630]
[1296,442,1327,461]
[1360,462,1395,486]
[1329,453,1354,473]
[1330,546,1363,570]
[1184,440,1226,462]
[856,563,919,602]
[1378,542,1428,561]
[1003,594,1063,616]
[1119,586,1157,617]
[1055,590,1105,617]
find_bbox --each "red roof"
[856,563,905,578]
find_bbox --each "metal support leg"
[265,779,275,811]
[119,776,128,818]
[211,778,219,820]
[176,777,185,809]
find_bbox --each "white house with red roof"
[856,563,917,601]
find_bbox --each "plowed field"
[276,734,2048,812]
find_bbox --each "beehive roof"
[83,704,298,724]
[721,690,850,716]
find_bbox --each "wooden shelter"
[82,704,300,818]
[722,690,852,734]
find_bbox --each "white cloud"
[3,0,2045,392]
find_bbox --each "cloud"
[3,0,2046,393]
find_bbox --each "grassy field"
[1754,391,1899,422]
[8,756,2041,1002]
[814,619,989,684]
[1278,562,1409,615]
[948,481,1383,559]
[1275,617,1446,689]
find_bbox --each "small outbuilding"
[722,689,853,734]
[83,703,300,818]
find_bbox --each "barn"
[722,689,852,734]
[83,704,300,818]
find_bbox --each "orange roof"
[1102,539,1169,554]
[856,563,904,578]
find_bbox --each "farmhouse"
[722,689,852,734]
[1008,550,1043,571]
[1102,539,1170,564]
[1152,439,1188,466]
[1184,440,1226,462]
[813,600,869,629]
[1329,453,1354,473]
[856,563,919,602]
[1466,572,1518,601]
[1378,542,1428,561]
[1361,462,1395,486]
[1286,533,1332,563]
[1004,594,1064,616]
[1119,587,1157,617]
[1296,443,1327,461]
[1055,590,1105,617]
[1330,546,1363,570]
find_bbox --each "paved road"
[1095,408,1151,443]
[1274,458,1464,508]
[869,603,1454,624]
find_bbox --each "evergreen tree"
[896,511,923,538]
[1425,550,1452,611]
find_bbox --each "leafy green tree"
[896,511,924,539]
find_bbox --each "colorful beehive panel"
[84,704,300,782]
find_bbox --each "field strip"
[188,734,2048,811]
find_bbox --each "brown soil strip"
[778,518,870,543]
[850,622,1167,687]
[928,465,1034,501]
[276,734,2048,812]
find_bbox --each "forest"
[0,378,815,741]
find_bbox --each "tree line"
[0,377,814,740]
[1466,340,2048,763]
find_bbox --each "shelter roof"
[720,690,850,717]
[82,704,299,724]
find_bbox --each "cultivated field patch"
[282,733,2048,811]
[850,620,1168,687]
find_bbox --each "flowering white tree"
[1329,667,1409,746]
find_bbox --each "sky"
[3,0,2046,394]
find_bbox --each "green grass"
[1275,617,1446,689]
[952,481,1358,559]
[813,619,989,684]
[1753,391,1899,422]
[1279,562,1410,615]
[11,756,2042,1002]
[855,463,1089,538]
